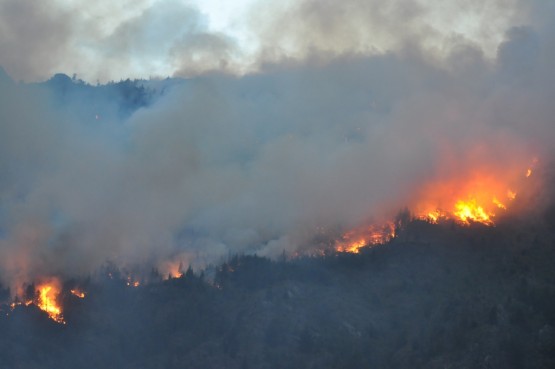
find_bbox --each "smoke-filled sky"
[0,0,540,82]
[1,0,555,290]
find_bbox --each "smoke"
[0,0,534,82]
[0,0,237,82]
[1,0,555,290]
[248,0,521,63]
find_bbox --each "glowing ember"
[158,260,185,280]
[166,263,183,279]
[126,277,140,287]
[70,289,85,298]
[10,300,32,309]
[526,168,532,177]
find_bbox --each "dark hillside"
[1,217,555,369]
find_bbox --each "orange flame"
[166,263,183,279]
[336,222,395,253]
[10,300,32,309]
[492,197,507,210]
[10,278,66,323]
[452,199,493,225]
[70,289,85,298]
[411,166,528,226]
[422,209,447,224]
[158,260,185,280]
[335,159,538,253]
[10,278,69,324]
[36,279,65,324]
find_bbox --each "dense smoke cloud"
[1,0,555,290]
[0,0,236,82]
[249,0,520,63]
[0,0,533,82]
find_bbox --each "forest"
[1,210,554,369]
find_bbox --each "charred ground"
[1,211,555,369]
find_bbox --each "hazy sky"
[0,0,534,82]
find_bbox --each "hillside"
[1,214,554,369]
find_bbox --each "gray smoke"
[0,0,555,290]
[0,0,236,82]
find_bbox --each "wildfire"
[126,277,140,287]
[158,260,185,280]
[426,211,439,223]
[335,159,539,253]
[412,162,536,226]
[37,282,65,324]
[492,197,507,210]
[452,199,493,225]
[336,238,367,253]
[8,278,66,324]
[10,300,33,309]
[70,289,86,298]
[166,264,183,279]
[335,222,395,253]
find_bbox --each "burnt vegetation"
[1,211,555,369]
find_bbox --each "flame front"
[336,222,395,253]
[412,162,535,226]
[335,159,538,253]
[453,199,493,225]
[9,278,66,324]
[425,210,444,224]
[36,281,65,324]
[25,278,66,324]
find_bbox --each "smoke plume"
[0,0,555,291]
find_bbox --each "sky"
[0,0,536,82]
[1,0,555,290]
